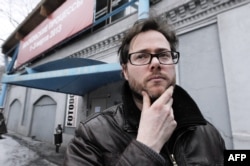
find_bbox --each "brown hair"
[118,17,178,65]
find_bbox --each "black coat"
[64,83,225,165]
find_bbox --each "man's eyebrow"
[131,48,171,53]
[156,48,171,52]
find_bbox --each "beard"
[127,76,176,104]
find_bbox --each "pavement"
[4,131,66,166]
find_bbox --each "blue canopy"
[1,58,123,96]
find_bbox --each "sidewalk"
[5,131,66,165]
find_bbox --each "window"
[94,0,138,30]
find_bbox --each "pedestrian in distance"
[0,110,7,139]
[55,124,63,153]
[64,16,225,165]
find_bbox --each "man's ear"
[122,64,128,80]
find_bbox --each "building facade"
[1,0,250,149]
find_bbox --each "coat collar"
[121,81,206,131]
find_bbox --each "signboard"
[16,0,95,67]
[65,94,78,127]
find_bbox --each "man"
[64,17,225,165]
[0,110,7,139]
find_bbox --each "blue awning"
[1,58,122,96]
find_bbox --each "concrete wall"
[218,3,250,149]
[178,24,233,148]
[5,86,67,138]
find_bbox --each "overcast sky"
[0,0,40,66]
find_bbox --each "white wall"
[218,3,250,149]
[178,24,233,149]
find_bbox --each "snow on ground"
[0,135,56,166]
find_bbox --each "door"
[30,96,56,143]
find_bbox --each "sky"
[0,0,40,66]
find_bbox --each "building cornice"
[164,0,250,35]
[70,32,125,59]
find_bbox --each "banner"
[16,0,95,67]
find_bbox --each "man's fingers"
[166,98,173,108]
[142,91,151,111]
[153,86,174,106]
[142,86,174,111]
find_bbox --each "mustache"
[146,73,167,81]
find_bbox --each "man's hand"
[136,86,177,153]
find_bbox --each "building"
[1,0,250,149]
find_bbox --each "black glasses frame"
[128,51,180,66]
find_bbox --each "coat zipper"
[167,132,184,166]
[170,154,178,166]
[168,127,195,166]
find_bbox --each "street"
[0,133,65,166]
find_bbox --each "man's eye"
[159,52,171,58]
[136,53,148,59]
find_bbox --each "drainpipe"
[0,43,19,108]
[138,0,149,19]
[6,43,19,74]
[0,85,7,108]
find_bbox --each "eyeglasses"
[128,51,180,66]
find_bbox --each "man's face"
[122,30,176,101]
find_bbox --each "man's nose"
[151,56,161,64]
[150,57,161,68]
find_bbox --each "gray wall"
[178,24,232,148]
[217,3,250,149]
[5,86,67,141]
